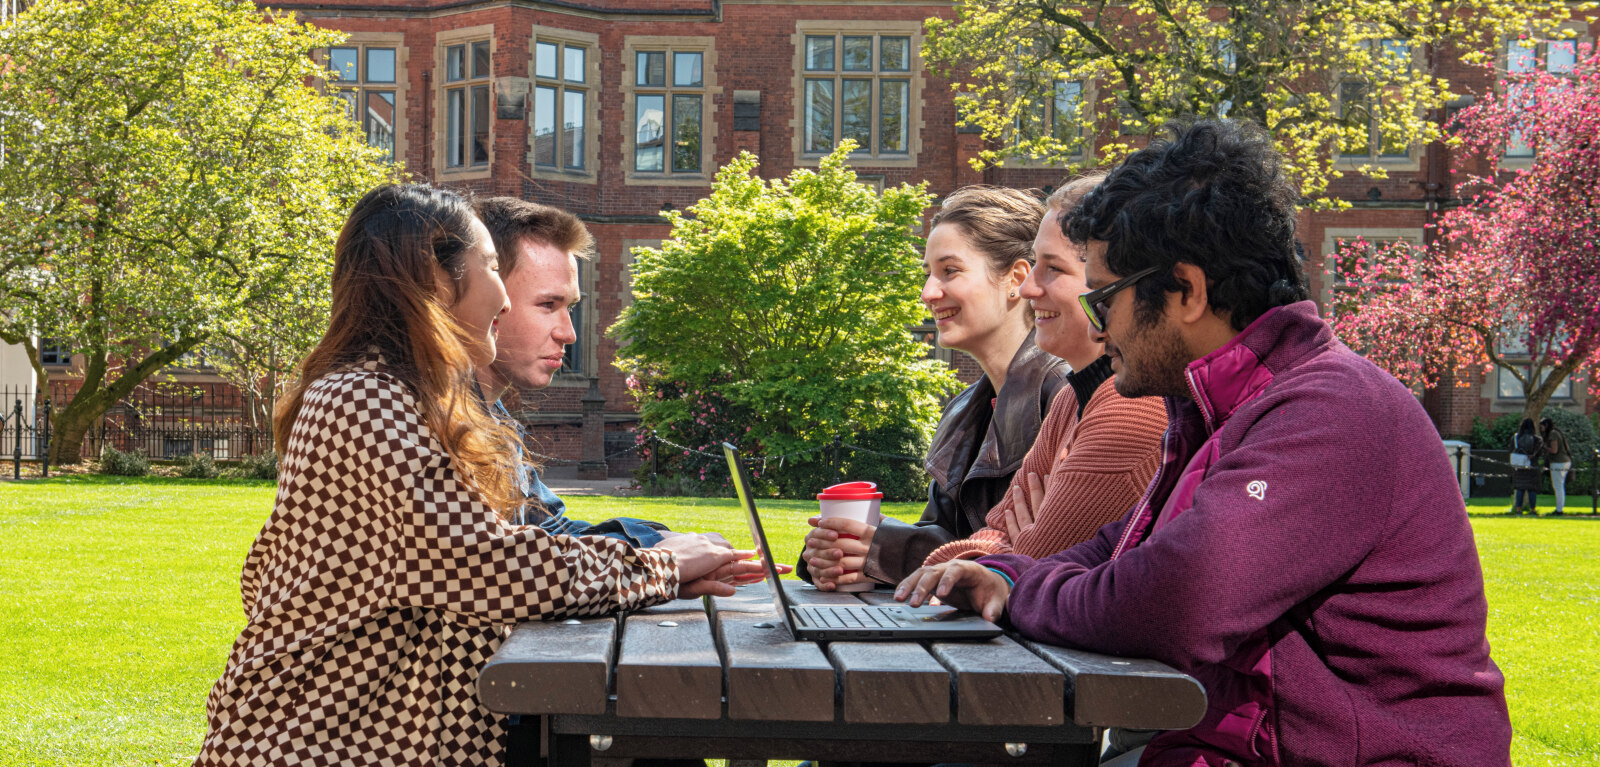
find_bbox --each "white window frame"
[1319,227,1423,310]
[434,26,495,180]
[528,26,600,183]
[1499,25,1592,168]
[324,34,408,164]
[623,36,719,187]
[1334,37,1422,171]
[790,21,925,169]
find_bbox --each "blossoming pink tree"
[1336,42,1600,424]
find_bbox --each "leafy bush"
[631,384,751,497]
[1468,409,1597,460]
[99,446,149,477]
[1542,408,1598,461]
[613,144,957,498]
[1468,414,1520,452]
[836,423,930,502]
[177,452,220,479]
[236,451,280,480]
[631,418,929,502]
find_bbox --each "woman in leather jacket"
[801,186,1070,588]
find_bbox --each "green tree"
[610,144,957,490]
[924,0,1587,204]
[0,0,398,463]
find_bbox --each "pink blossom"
[1336,43,1600,412]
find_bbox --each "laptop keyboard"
[799,606,900,629]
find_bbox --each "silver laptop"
[721,442,1002,641]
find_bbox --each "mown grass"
[0,476,1594,766]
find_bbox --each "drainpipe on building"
[421,70,432,177]
[1418,91,1476,435]
[578,375,607,480]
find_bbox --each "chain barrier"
[1448,448,1600,501]
[841,443,922,462]
[650,433,847,465]
[523,431,923,471]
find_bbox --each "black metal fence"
[1444,445,1600,512]
[0,391,51,479]
[0,383,273,471]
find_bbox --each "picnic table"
[482,581,1206,767]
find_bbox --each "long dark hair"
[274,183,517,512]
[1518,418,1537,437]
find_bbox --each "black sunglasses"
[1078,266,1160,332]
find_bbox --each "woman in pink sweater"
[925,177,1167,565]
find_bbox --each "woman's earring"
[1010,291,1018,298]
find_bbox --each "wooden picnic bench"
[482,581,1206,767]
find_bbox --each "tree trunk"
[47,402,102,465]
[46,334,208,465]
[1521,390,1554,426]
[1520,354,1587,424]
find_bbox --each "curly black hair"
[1064,119,1308,331]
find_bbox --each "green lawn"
[0,477,1595,766]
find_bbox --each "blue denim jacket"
[489,395,665,548]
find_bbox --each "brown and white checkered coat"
[196,360,679,766]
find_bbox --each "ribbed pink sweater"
[925,375,1166,564]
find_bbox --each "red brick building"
[273,0,1592,473]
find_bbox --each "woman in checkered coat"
[196,184,750,766]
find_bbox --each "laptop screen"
[721,442,800,629]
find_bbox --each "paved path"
[542,476,637,497]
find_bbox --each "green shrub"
[1541,408,1597,461]
[237,451,279,480]
[613,144,956,498]
[628,391,930,501]
[176,452,220,479]
[99,445,150,477]
[1468,414,1521,452]
[837,424,930,502]
[1470,409,1598,460]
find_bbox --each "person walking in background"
[1540,417,1572,516]
[800,186,1071,590]
[1509,418,1544,515]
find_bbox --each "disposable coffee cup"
[816,481,884,592]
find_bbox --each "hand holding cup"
[802,481,882,592]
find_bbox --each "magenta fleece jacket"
[981,302,1509,767]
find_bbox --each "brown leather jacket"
[861,332,1069,584]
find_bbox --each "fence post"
[831,434,843,484]
[41,398,51,479]
[649,431,659,488]
[13,398,21,480]
[1580,448,1593,518]
[1451,445,1464,499]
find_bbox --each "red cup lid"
[817,481,883,500]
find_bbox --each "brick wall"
[289,1,1600,452]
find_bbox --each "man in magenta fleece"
[896,120,1510,767]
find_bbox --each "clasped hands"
[655,531,790,598]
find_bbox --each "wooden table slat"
[826,642,950,724]
[710,583,835,722]
[479,616,617,715]
[615,598,723,719]
[855,589,1064,727]
[1021,639,1207,730]
[930,636,1066,727]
